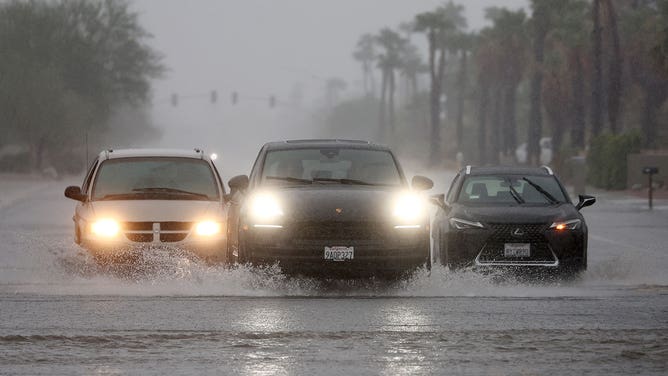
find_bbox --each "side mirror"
[64,186,86,202]
[576,194,596,210]
[228,175,249,191]
[412,175,434,191]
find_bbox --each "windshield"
[260,148,403,187]
[92,157,219,201]
[456,175,568,205]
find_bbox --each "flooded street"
[1,176,667,375]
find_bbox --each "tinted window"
[261,148,402,186]
[457,175,567,205]
[92,157,219,200]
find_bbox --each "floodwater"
[1,175,667,375]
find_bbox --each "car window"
[260,148,402,186]
[92,157,219,200]
[457,175,567,205]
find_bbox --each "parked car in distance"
[64,148,228,263]
[431,165,595,277]
[226,139,433,278]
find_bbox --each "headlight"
[449,217,484,230]
[392,192,427,226]
[550,219,581,231]
[249,192,284,226]
[91,219,120,237]
[195,221,222,236]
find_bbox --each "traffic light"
[269,95,276,108]
[210,90,218,104]
[231,91,238,105]
[171,93,178,107]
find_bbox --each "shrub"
[587,130,642,189]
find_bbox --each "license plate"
[504,243,530,257]
[324,246,354,261]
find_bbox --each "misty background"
[133,0,526,178]
[2,0,667,190]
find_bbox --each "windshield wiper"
[312,177,381,186]
[522,177,559,204]
[265,176,313,184]
[100,193,140,200]
[506,182,525,204]
[132,187,210,199]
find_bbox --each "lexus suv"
[225,139,433,278]
[431,166,595,276]
[64,148,228,263]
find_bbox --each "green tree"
[0,0,163,170]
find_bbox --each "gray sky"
[132,0,527,177]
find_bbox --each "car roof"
[97,148,209,161]
[263,139,390,151]
[463,165,554,176]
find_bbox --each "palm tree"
[527,0,552,166]
[591,0,604,137]
[414,1,466,167]
[353,34,377,97]
[375,28,406,142]
[603,0,622,134]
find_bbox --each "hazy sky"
[132,0,527,177]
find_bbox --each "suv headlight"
[392,192,426,228]
[449,217,484,230]
[550,219,581,231]
[249,192,284,227]
[91,219,120,237]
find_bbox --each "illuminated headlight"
[91,219,120,237]
[249,192,284,226]
[449,217,484,230]
[550,219,581,231]
[392,192,426,227]
[195,221,222,236]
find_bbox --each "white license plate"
[324,246,354,261]
[504,243,530,257]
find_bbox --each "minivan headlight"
[91,219,120,237]
[195,221,222,236]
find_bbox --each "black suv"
[431,166,595,276]
[225,139,434,278]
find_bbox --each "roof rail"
[541,165,554,175]
[285,139,370,144]
[465,165,472,174]
[104,149,113,159]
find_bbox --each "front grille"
[476,223,557,266]
[291,221,387,247]
[160,222,194,231]
[125,233,154,242]
[121,222,193,243]
[160,233,188,242]
[122,222,153,231]
[488,223,549,243]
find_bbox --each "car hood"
[458,204,578,224]
[89,200,224,222]
[262,186,403,222]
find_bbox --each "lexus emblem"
[335,208,343,214]
[512,228,525,237]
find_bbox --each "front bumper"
[242,221,430,277]
[445,223,586,269]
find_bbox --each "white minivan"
[64,148,229,263]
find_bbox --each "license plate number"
[504,243,530,257]
[324,246,354,261]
